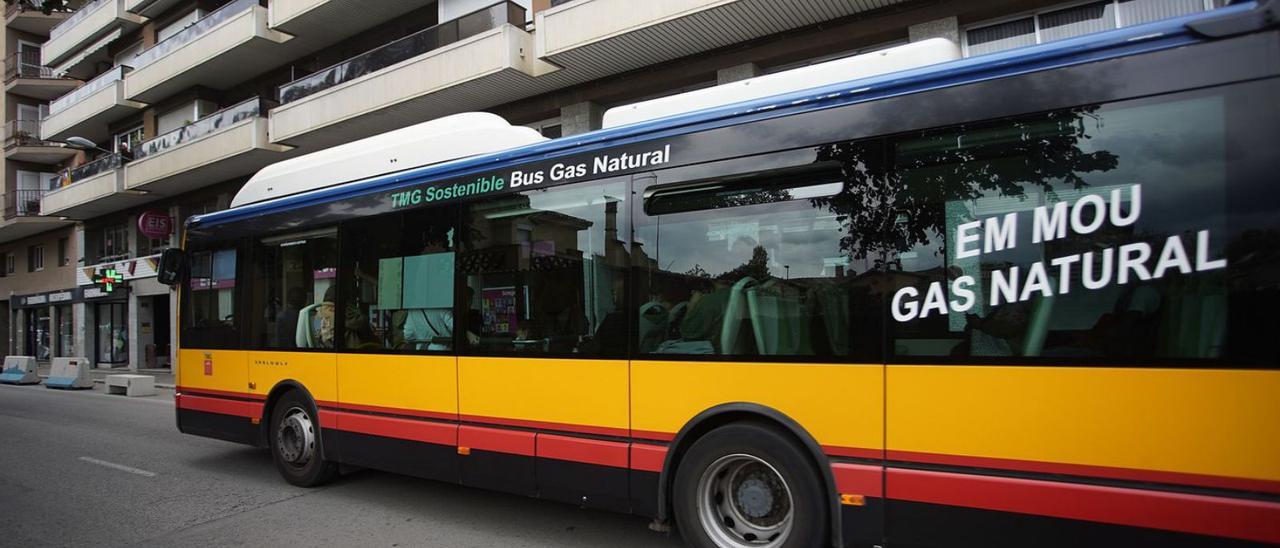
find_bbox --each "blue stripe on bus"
[190,2,1256,230]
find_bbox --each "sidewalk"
[35,363,175,389]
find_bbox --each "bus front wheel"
[269,390,338,487]
[673,422,827,548]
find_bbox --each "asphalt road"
[0,383,682,548]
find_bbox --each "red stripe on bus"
[331,411,457,446]
[177,394,262,418]
[459,425,535,457]
[887,468,1280,544]
[822,445,882,460]
[630,429,675,442]
[316,400,455,422]
[177,386,267,401]
[630,444,667,473]
[537,433,629,468]
[886,449,1280,496]
[832,463,883,497]
[459,414,629,438]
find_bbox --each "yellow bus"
[164,5,1279,547]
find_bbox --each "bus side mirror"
[157,248,187,286]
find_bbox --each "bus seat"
[1020,289,1056,357]
[296,304,320,348]
[747,283,808,355]
[720,277,756,355]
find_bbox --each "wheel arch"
[655,402,843,548]
[259,379,323,456]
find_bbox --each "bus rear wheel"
[673,423,827,548]
[269,390,337,487]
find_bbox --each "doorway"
[95,302,127,366]
[150,295,170,368]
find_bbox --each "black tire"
[269,390,338,487]
[673,422,828,548]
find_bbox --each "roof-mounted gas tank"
[230,112,547,208]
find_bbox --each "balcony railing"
[63,153,122,185]
[136,96,267,159]
[4,120,58,148]
[4,188,51,217]
[48,0,110,41]
[4,51,60,82]
[6,0,75,17]
[129,0,257,70]
[48,64,125,115]
[277,1,525,104]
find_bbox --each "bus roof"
[189,1,1260,231]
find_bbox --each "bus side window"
[250,231,339,350]
[458,178,629,357]
[338,206,460,353]
[634,166,877,360]
[181,247,239,349]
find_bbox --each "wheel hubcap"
[696,454,793,547]
[276,407,315,467]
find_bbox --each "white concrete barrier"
[0,356,40,385]
[106,374,155,397]
[45,357,93,390]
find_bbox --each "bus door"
[456,177,632,510]
[331,208,461,481]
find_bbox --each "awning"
[53,28,122,77]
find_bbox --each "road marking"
[78,456,157,477]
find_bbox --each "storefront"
[78,253,173,369]
[12,289,77,361]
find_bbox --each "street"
[0,383,681,548]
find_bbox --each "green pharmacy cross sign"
[93,268,125,293]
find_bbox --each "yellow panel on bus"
[458,356,628,432]
[631,360,884,452]
[247,351,337,404]
[177,349,248,394]
[337,354,457,416]
[887,365,1280,482]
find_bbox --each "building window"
[28,245,44,272]
[4,252,14,275]
[98,223,130,263]
[528,117,562,139]
[58,237,69,266]
[114,126,143,158]
[963,0,1223,57]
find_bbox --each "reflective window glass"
[182,245,238,348]
[460,178,629,357]
[251,231,339,349]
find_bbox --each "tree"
[811,106,1119,262]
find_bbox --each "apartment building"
[0,0,1227,370]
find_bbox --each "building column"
[560,101,602,136]
[716,62,761,85]
[908,16,960,46]
[74,301,93,366]
[49,304,60,359]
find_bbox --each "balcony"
[124,0,183,18]
[5,51,82,100]
[268,0,428,46]
[5,120,79,164]
[6,1,73,36]
[41,66,144,143]
[43,0,145,69]
[271,2,555,149]
[126,97,292,195]
[124,0,293,104]
[536,0,904,79]
[0,187,73,244]
[41,154,151,220]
